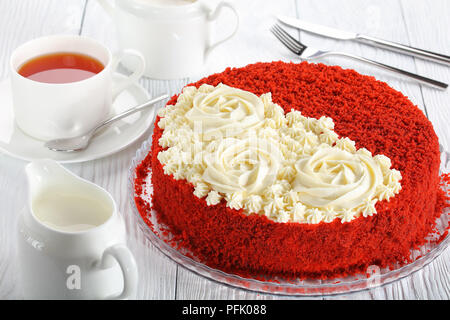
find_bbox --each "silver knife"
[277,15,450,66]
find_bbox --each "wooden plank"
[400,0,450,150]
[0,0,87,299]
[175,0,300,300]
[296,0,449,300]
[76,0,180,299]
[0,155,26,299]
[294,0,426,113]
[0,0,448,300]
[395,0,450,301]
[0,0,87,79]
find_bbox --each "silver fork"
[271,24,448,90]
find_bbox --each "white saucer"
[0,74,154,163]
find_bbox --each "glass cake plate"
[128,131,450,296]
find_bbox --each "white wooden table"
[0,0,449,300]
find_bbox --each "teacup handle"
[205,1,239,59]
[100,244,138,300]
[111,49,146,100]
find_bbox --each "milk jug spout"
[25,159,76,201]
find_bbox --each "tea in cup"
[98,0,239,79]
[10,35,146,141]
[17,52,105,84]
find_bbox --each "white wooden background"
[0,0,449,300]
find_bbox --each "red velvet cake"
[135,61,448,279]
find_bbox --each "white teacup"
[10,35,146,141]
[18,159,138,299]
[98,0,239,79]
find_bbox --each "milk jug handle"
[97,0,115,17]
[100,244,138,300]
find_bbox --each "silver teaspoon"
[45,94,169,152]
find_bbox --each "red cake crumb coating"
[135,61,449,279]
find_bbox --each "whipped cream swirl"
[203,136,284,194]
[293,147,383,209]
[185,84,265,141]
[156,83,402,224]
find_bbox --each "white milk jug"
[17,159,138,299]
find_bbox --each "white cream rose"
[293,146,383,209]
[202,136,284,194]
[185,84,265,141]
[157,83,402,224]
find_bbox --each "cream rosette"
[293,146,383,210]
[157,83,402,224]
[185,84,265,141]
[202,136,284,194]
